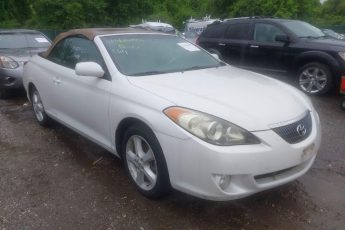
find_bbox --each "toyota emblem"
[296,124,307,137]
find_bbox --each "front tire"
[297,62,333,95]
[122,124,171,199]
[30,87,52,127]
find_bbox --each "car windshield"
[101,34,223,76]
[0,33,51,49]
[281,21,325,38]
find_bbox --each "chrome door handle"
[218,43,226,46]
[250,45,260,48]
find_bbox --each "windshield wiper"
[23,47,48,49]
[181,65,222,72]
[181,66,208,72]
[299,35,325,39]
[0,47,45,50]
[130,64,224,76]
[131,70,170,76]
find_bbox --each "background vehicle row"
[0,29,51,99]
[198,17,345,95]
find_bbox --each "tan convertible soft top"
[43,27,160,58]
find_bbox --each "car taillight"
[341,76,345,93]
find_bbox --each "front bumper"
[0,65,24,89]
[156,111,321,201]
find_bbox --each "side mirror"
[275,35,290,43]
[211,53,220,60]
[75,62,104,78]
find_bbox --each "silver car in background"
[0,29,51,99]
[130,21,178,34]
[322,29,345,40]
[183,16,220,43]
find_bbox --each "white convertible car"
[23,28,321,201]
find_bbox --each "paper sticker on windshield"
[35,37,49,43]
[178,42,200,52]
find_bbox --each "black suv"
[197,17,345,95]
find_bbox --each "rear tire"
[297,62,333,95]
[30,86,52,127]
[122,123,171,199]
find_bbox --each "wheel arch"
[115,117,154,158]
[28,82,36,101]
[293,51,341,78]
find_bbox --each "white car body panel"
[23,33,321,201]
[25,56,113,151]
[127,66,309,131]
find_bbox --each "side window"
[48,39,67,66]
[202,24,228,38]
[254,23,286,43]
[48,37,105,69]
[225,23,250,40]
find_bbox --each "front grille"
[273,112,312,144]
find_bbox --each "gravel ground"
[0,90,344,230]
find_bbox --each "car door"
[244,22,291,73]
[47,37,113,148]
[221,22,251,66]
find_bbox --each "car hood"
[0,48,47,61]
[128,66,310,131]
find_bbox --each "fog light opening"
[215,174,231,190]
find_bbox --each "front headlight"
[0,56,19,69]
[339,52,345,61]
[164,107,261,146]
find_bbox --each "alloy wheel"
[299,67,328,94]
[32,91,44,122]
[125,135,158,191]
